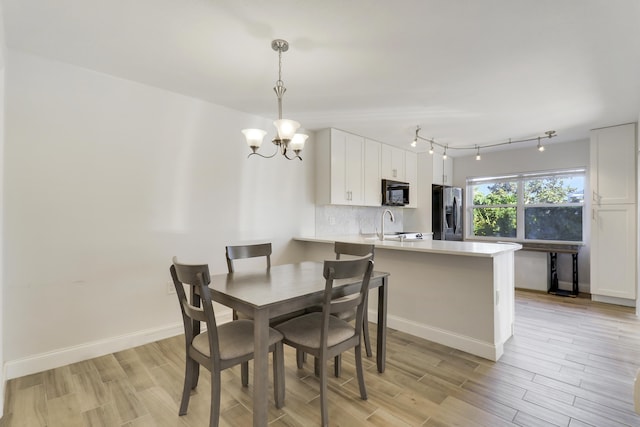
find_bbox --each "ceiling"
[3,0,640,155]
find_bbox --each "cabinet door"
[364,139,381,206]
[329,130,349,205]
[590,123,636,205]
[591,204,637,299]
[382,145,405,180]
[443,156,453,185]
[405,151,418,208]
[344,132,364,205]
[432,153,444,185]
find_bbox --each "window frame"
[465,168,586,244]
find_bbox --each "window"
[467,169,585,243]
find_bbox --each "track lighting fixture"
[411,127,556,160]
[411,126,420,148]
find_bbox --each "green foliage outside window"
[469,172,584,242]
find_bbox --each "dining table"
[206,261,390,427]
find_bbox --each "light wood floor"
[3,290,640,426]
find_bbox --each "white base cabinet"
[591,204,637,299]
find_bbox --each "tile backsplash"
[315,205,404,236]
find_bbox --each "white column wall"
[3,50,315,378]
[0,1,6,416]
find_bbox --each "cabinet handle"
[592,191,602,206]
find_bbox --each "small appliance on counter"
[432,185,463,241]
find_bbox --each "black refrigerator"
[432,185,463,241]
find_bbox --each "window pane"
[525,207,583,241]
[472,207,517,237]
[524,176,584,204]
[471,182,518,206]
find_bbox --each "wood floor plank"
[3,290,640,427]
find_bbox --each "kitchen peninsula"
[294,236,522,361]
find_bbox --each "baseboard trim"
[383,313,504,362]
[591,293,636,308]
[5,312,233,380]
[1,362,6,419]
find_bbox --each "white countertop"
[294,235,522,258]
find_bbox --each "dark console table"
[521,243,581,297]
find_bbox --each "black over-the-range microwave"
[381,179,410,206]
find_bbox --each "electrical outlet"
[167,280,176,295]
[328,216,336,225]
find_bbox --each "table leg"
[253,309,269,427]
[376,276,387,373]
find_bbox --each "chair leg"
[314,357,320,376]
[273,342,285,408]
[210,369,221,427]
[192,364,200,388]
[334,354,341,377]
[179,358,196,415]
[319,358,329,427]
[241,361,249,387]
[354,344,368,400]
[296,349,304,369]
[363,302,372,358]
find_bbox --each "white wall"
[0,1,6,417]
[453,140,591,292]
[3,50,315,378]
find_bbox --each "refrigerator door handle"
[452,198,457,234]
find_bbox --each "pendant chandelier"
[242,39,307,161]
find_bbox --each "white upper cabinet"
[405,151,418,208]
[364,139,382,206]
[590,123,636,205]
[432,153,453,185]
[316,128,364,206]
[316,128,418,208]
[381,145,405,181]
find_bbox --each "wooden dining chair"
[225,242,272,321]
[171,257,285,427]
[225,242,272,274]
[225,242,306,383]
[334,242,375,359]
[301,242,375,377]
[275,256,374,427]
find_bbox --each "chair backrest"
[225,243,272,273]
[170,257,221,364]
[334,242,375,260]
[320,256,374,344]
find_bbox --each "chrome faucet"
[379,209,395,240]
